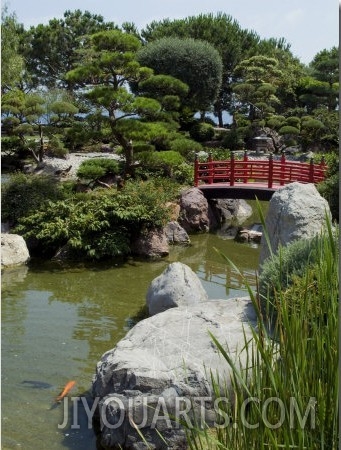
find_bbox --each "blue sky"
[5,0,339,64]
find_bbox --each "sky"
[4,0,339,65]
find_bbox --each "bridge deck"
[198,182,283,200]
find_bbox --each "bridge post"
[320,155,327,179]
[280,152,286,185]
[309,157,314,183]
[243,150,248,183]
[268,152,273,188]
[230,151,235,186]
[208,152,213,184]
[194,153,199,186]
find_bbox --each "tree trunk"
[38,124,44,162]
[216,109,224,127]
[112,129,134,177]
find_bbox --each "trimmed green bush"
[133,143,155,153]
[170,138,203,161]
[278,125,300,135]
[2,173,63,225]
[76,158,120,181]
[189,122,215,142]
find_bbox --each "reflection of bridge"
[196,262,257,298]
[194,152,327,200]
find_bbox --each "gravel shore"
[33,152,123,179]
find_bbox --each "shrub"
[189,122,214,142]
[259,234,331,306]
[15,179,174,259]
[46,136,68,158]
[1,136,28,157]
[278,125,300,135]
[317,172,339,222]
[2,173,63,225]
[170,138,203,161]
[133,143,155,153]
[76,158,120,181]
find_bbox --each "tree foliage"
[137,36,223,114]
[21,10,118,89]
[1,6,25,92]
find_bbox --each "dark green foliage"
[1,135,28,157]
[221,129,245,150]
[318,173,339,222]
[278,125,300,135]
[136,150,193,184]
[46,136,68,158]
[2,173,63,224]
[15,179,174,259]
[189,122,215,142]
[169,138,203,160]
[133,143,155,153]
[76,158,120,181]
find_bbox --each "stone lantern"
[253,134,272,155]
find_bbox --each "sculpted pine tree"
[66,30,164,175]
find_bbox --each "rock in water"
[92,298,257,449]
[1,234,30,267]
[146,262,208,316]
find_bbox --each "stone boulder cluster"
[91,182,332,448]
[132,187,254,258]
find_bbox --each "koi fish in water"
[55,380,76,402]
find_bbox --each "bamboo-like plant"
[185,216,338,449]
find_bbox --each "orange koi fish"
[55,380,76,402]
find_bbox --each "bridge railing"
[194,151,327,188]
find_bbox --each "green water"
[1,210,264,449]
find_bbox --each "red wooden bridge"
[194,151,327,200]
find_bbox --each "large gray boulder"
[178,188,209,233]
[92,298,257,449]
[146,262,208,315]
[259,182,331,266]
[131,228,169,259]
[1,234,30,268]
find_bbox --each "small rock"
[164,221,190,245]
[132,228,169,259]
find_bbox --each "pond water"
[1,203,266,449]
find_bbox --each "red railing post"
[208,152,213,184]
[194,153,199,186]
[268,152,273,188]
[230,151,235,186]
[243,150,248,183]
[280,151,286,185]
[309,157,314,183]
[320,155,327,180]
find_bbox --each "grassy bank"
[187,220,339,449]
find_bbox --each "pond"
[1,203,266,449]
